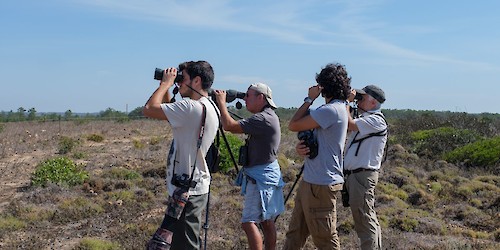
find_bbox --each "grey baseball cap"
[356,85,385,103]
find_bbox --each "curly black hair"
[315,63,351,100]
[178,60,215,90]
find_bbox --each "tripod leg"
[203,187,211,250]
[275,164,304,223]
[218,127,239,172]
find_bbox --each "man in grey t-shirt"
[284,63,351,250]
[214,83,284,250]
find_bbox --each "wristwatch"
[304,97,313,104]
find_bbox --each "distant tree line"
[0,106,145,122]
[1,106,499,125]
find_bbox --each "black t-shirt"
[239,107,281,167]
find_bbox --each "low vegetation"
[0,109,498,249]
[31,157,89,187]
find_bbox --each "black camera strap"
[171,101,208,188]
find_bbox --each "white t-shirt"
[344,112,387,171]
[161,97,219,196]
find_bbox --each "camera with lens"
[171,173,197,189]
[154,68,183,83]
[298,130,318,159]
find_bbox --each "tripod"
[274,164,304,223]
[202,109,243,250]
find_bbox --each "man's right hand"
[214,90,227,106]
[295,140,310,157]
[161,67,177,87]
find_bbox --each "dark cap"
[356,85,385,103]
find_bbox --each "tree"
[128,106,144,119]
[17,107,26,121]
[27,108,37,121]
[64,110,73,120]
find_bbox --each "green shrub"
[87,133,104,142]
[444,136,500,168]
[102,167,141,180]
[377,182,410,203]
[390,216,418,232]
[389,208,428,232]
[56,197,104,223]
[409,127,481,158]
[0,123,4,133]
[6,203,55,223]
[132,139,145,149]
[31,157,89,187]
[107,190,135,203]
[149,136,162,145]
[0,215,26,233]
[75,238,121,250]
[58,136,79,154]
[72,152,87,159]
[428,181,443,194]
[218,133,244,172]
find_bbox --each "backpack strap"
[172,102,207,188]
[348,113,388,158]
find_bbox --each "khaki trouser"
[346,170,382,250]
[283,181,342,250]
[170,193,208,250]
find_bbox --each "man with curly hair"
[284,63,351,250]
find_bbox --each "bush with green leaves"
[58,136,79,154]
[409,127,481,158]
[87,133,104,142]
[217,133,244,172]
[444,136,500,168]
[0,215,26,233]
[31,157,89,187]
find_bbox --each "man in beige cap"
[214,83,285,250]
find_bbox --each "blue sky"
[1,0,499,114]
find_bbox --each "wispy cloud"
[71,0,498,70]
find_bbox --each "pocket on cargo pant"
[309,207,334,238]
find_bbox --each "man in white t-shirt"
[344,85,387,250]
[143,61,219,250]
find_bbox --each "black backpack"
[205,136,221,173]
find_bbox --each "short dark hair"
[178,61,214,90]
[315,63,351,100]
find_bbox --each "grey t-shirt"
[239,107,281,167]
[303,100,348,185]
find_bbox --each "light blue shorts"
[241,181,262,223]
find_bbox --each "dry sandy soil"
[0,119,498,249]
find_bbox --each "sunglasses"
[245,92,263,97]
